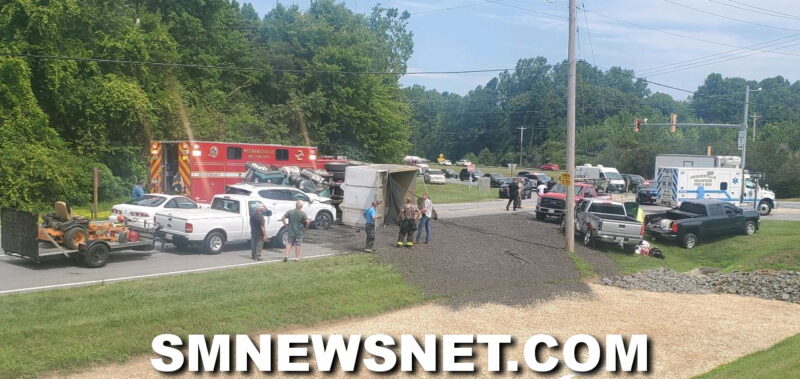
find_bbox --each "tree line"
[1,0,798,212]
[405,60,800,197]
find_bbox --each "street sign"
[738,130,746,150]
[437,153,445,163]
[560,173,571,186]
[467,163,475,173]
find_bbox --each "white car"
[441,160,452,166]
[225,183,337,229]
[109,194,202,229]
[424,169,446,184]
[456,160,471,166]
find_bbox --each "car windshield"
[132,195,167,207]
[428,169,442,175]
[589,203,626,215]
[604,171,623,180]
[550,184,586,195]
[644,182,658,190]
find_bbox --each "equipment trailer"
[1,208,155,268]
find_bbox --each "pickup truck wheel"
[314,211,333,229]
[758,201,772,216]
[743,221,756,235]
[681,233,698,249]
[271,228,289,248]
[583,227,595,247]
[203,231,225,254]
[535,212,546,221]
[84,243,109,268]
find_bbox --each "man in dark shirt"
[249,204,268,260]
[506,179,519,211]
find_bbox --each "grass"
[607,220,800,273]
[71,198,126,220]
[415,177,499,204]
[695,333,800,379]
[568,250,596,278]
[0,254,422,378]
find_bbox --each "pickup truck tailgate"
[155,213,188,235]
[598,214,643,239]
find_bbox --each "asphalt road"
[1,198,797,295]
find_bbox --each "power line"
[728,0,800,20]
[662,0,800,32]
[644,40,800,77]
[583,8,800,57]
[411,1,492,16]
[637,33,800,75]
[485,0,566,19]
[708,0,800,21]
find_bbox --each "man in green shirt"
[281,201,310,262]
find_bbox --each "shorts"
[288,236,303,246]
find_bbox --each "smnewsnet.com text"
[152,333,648,374]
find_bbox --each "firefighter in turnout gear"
[396,197,420,248]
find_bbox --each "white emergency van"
[656,167,777,215]
[575,164,626,193]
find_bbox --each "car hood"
[113,203,160,215]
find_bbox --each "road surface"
[1,199,797,295]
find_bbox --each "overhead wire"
[662,0,800,32]
[411,1,492,16]
[708,0,800,21]
[728,0,800,20]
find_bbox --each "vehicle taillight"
[670,222,678,233]
[185,223,193,233]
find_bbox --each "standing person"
[363,200,380,252]
[515,179,524,209]
[537,180,548,196]
[416,193,433,244]
[131,179,146,202]
[281,201,310,262]
[249,204,269,261]
[505,179,519,211]
[396,197,419,248]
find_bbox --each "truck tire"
[63,227,89,250]
[203,231,225,254]
[535,212,546,221]
[743,221,756,235]
[757,201,772,216]
[84,243,110,268]
[271,227,288,248]
[583,227,595,248]
[681,233,698,249]
[314,211,334,229]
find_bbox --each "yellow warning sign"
[560,173,572,186]
[437,153,445,163]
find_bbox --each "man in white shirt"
[415,193,434,244]
[537,181,548,196]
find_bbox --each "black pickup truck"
[645,199,759,249]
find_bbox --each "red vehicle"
[148,141,334,203]
[535,182,610,220]
[539,162,560,171]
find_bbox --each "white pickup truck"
[563,198,644,249]
[154,194,286,254]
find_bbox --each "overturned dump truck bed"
[1,208,155,268]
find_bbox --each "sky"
[248,0,800,100]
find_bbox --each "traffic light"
[670,113,677,133]
[633,118,642,133]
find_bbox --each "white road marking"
[0,253,336,295]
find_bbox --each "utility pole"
[565,0,577,253]
[751,113,760,141]
[518,126,526,166]
[741,86,761,207]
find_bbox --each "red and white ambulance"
[148,141,337,203]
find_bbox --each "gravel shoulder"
[371,212,608,306]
